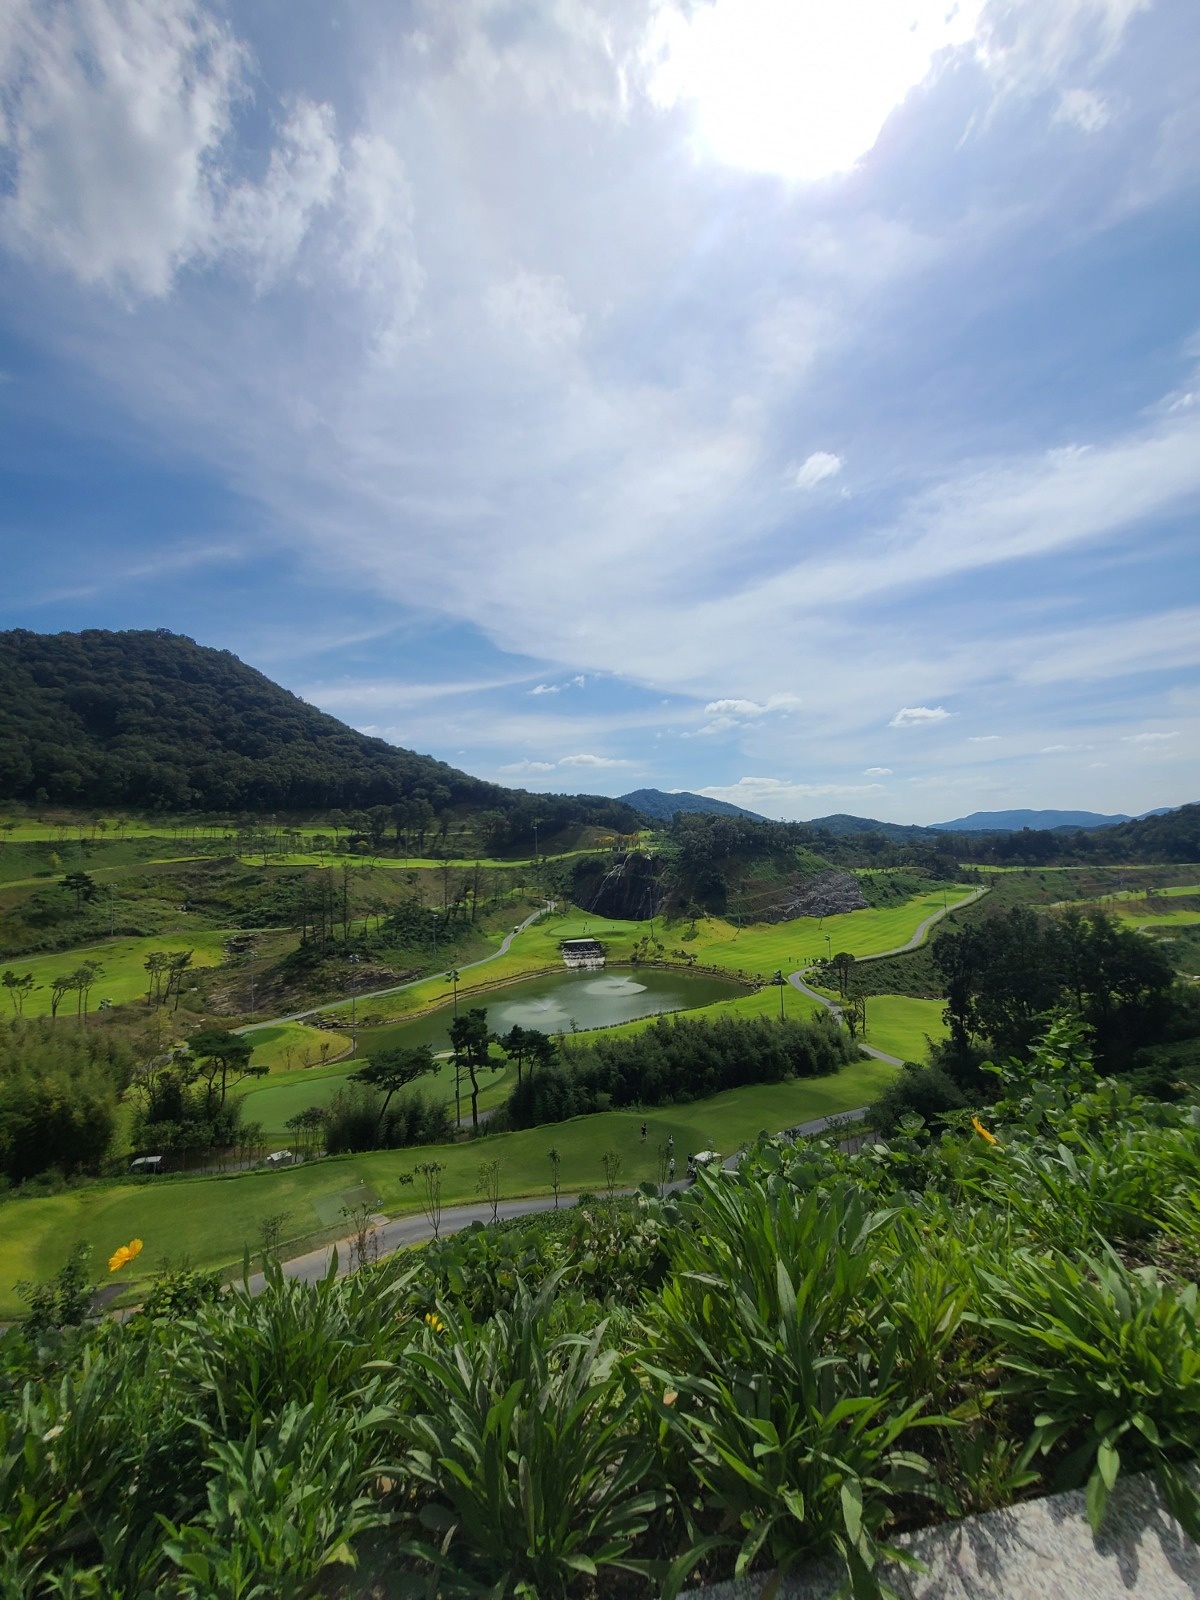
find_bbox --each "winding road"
[786,885,987,1066]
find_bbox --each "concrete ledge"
[684,1468,1200,1599]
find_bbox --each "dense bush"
[0,1018,135,1181]
[323,1083,452,1154]
[507,1010,855,1128]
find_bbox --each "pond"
[359,966,747,1056]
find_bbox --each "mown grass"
[0,1058,895,1315]
[242,1021,354,1073]
[9,930,234,1017]
[860,994,947,1062]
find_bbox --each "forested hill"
[619,788,767,822]
[0,629,637,830]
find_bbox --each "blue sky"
[1,0,1197,824]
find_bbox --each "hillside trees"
[0,1018,134,1181]
[0,629,643,836]
[932,906,1176,1067]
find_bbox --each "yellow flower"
[423,1312,445,1334]
[107,1238,145,1273]
[972,1116,998,1146]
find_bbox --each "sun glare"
[646,0,983,182]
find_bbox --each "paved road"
[238,903,554,1034]
[260,1100,871,1290]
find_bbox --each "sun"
[645,0,983,182]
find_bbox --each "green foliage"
[384,1276,662,1596]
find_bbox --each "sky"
[1,0,1198,826]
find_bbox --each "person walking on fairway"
[640,1120,647,1141]
[668,1156,676,1181]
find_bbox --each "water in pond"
[360,967,746,1056]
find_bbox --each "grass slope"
[10,930,233,1016]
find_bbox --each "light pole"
[347,953,361,1049]
[772,970,786,1021]
[825,933,832,962]
[446,969,461,1129]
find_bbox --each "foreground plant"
[383,1273,663,1596]
[981,1246,1200,1536]
[644,1179,939,1598]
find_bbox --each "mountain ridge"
[618,787,768,822]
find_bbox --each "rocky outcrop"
[774,870,868,921]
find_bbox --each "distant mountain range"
[619,788,768,822]
[929,808,1177,833]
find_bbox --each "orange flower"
[108,1238,145,1272]
[971,1116,998,1146]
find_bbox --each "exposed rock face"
[774,870,868,921]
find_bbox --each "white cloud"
[217,100,341,287]
[792,451,843,490]
[485,269,584,350]
[889,706,951,727]
[1039,744,1071,753]
[1123,731,1180,744]
[498,759,556,773]
[557,753,632,768]
[1054,87,1112,133]
[0,0,247,295]
[864,766,892,775]
[0,1,424,313]
[529,683,560,695]
[967,735,1001,742]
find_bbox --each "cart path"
[260,1100,871,1291]
[785,884,987,1067]
[238,902,556,1033]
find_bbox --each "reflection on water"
[362,965,746,1056]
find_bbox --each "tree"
[144,951,171,1006]
[50,971,77,1018]
[349,1045,437,1131]
[1,970,37,1015]
[478,1157,502,1224]
[413,1160,445,1238]
[61,871,97,912]
[830,951,855,999]
[547,1145,562,1208]
[449,1007,500,1131]
[164,950,194,1011]
[186,1028,264,1111]
[72,961,104,1022]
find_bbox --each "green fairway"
[0,1056,895,1315]
[682,887,978,978]
[9,930,234,1016]
[861,995,947,1063]
[235,1055,516,1144]
[244,1021,354,1073]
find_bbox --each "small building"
[560,938,605,969]
[264,1149,294,1168]
[129,1155,163,1175]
